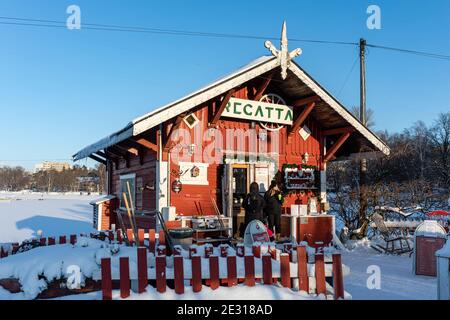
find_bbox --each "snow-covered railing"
[0,235,78,258]
[0,230,122,259]
[97,242,347,300]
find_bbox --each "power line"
[337,55,359,97]
[366,43,450,61]
[2,15,449,62]
[3,15,450,61]
[0,16,358,45]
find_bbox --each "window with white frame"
[183,113,200,129]
[119,173,136,209]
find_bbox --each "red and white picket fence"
[97,242,346,300]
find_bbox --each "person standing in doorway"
[264,181,283,241]
[241,182,265,237]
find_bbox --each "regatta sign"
[221,97,293,125]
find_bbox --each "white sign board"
[179,162,209,185]
[222,97,293,125]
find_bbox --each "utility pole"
[359,38,366,127]
[359,38,368,226]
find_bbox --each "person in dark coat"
[264,181,283,240]
[241,182,265,237]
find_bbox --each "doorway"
[232,164,249,237]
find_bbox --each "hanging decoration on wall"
[171,179,182,193]
[190,165,200,178]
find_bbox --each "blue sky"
[0,0,449,170]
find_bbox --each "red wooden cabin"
[74,30,389,246]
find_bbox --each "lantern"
[172,179,182,193]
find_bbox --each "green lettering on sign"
[255,105,264,117]
[220,97,293,125]
[284,109,294,122]
[243,104,253,116]
[276,108,283,119]
[233,102,242,115]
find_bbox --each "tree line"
[328,112,450,232]
[0,164,106,193]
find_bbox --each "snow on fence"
[97,241,346,300]
[0,228,346,300]
[0,229,133,258]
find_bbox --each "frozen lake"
[0,192,99,243]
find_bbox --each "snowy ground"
[341,240,437,300]
[0,192,440,300]
[0,191,98,243]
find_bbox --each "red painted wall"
[107,84,324,218]
[168,85,324,216]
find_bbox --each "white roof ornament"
[264,21,302,80]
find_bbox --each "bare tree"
[429,112,450,186]
[350,106,375,129]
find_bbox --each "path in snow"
[0,192,98,243]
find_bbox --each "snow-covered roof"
[89,195,117,205]
[73,55,389,161]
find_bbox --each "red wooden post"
[138,229,145,247]
[156,255,167,293]
[269,246,277,260]
[101,258,112,300]
[209,255,220,290]
[244,255,255,287]
[315,253,326,296]
[148,229,156,254]
[189,246,197,259]
[280,253,291,288]
[227,256,237,287]
[120,257,130,298]
[59,235,66,244]
[157,245,166,256]
[48,237,55,246]
[262,254,273,285]
[252,244,261,258]
[108,231,114,242]
[236,244,245,257]
[158,230,165,246]
[192,255,202,292]
[297,245,309,293]
[204,245,214,258]
[126,229,134,245]
[39,237,47,246]
[332,253,344,300]
[220,244,228,257]
[117,230,123,244]
[137,247,148,293]
[174,255,184,294]
[70,234,77,245]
